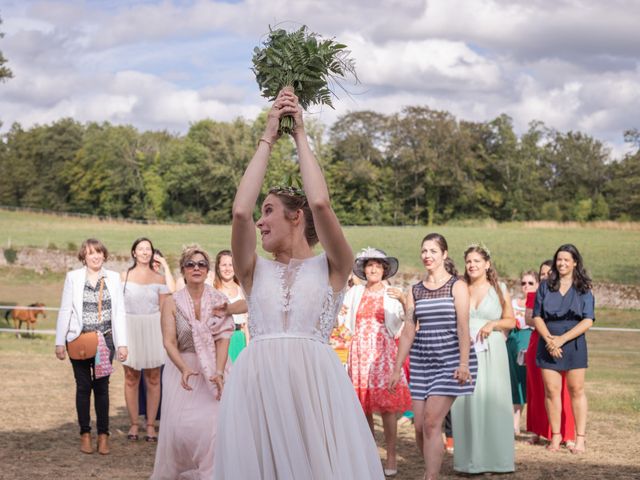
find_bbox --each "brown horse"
[5,303,47,337]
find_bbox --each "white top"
[124,282,170,315]
[225,289,248,325]
[247,253,344,342]
[55,267,127,347]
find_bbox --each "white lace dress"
[213,253,384,479]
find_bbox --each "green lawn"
[2,209,640,283]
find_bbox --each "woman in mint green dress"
[452,244,516,474]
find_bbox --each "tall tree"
[0,16,13,82]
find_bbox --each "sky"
[1,0,639,159]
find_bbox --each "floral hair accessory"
[465,242,491,258]
[269,172,306,198]
[268,185,306,197]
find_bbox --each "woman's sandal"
[569,433,586,454]
[546,432,562,452]
[127,426,139,441]
[144,424,158,443]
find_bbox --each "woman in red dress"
[525,260,575,446]
[344,248,412,477]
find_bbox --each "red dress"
[347,287,412,415]
[525,330,576,442]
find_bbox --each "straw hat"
[353,247,399,281]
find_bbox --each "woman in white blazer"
[342,247,412,476]
[55,238,128,455]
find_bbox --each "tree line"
[0,110,639,225]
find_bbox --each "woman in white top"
[121,237,170,442]
[213,249,249,362]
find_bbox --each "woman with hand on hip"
[213,249,249,362]
[451,243,515,474]
[55,238,128,455]
[213,88,384,479]
[343,247,412,476]
[533,244,594,454]
[390,233,475,480]
[151,245,238,479]
[121,237,170,443]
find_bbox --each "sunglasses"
[521,281,535,286]
[184,260,209,270]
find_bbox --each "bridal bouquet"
[252,25,357,135]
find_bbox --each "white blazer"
[339,284,405,338]
[55,267,127,348]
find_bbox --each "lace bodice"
[247,253,344,343]
[124,282,170,314]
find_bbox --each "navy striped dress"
[409,277,477,399]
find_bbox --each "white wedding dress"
[213,253,384,479]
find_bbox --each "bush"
[66,241,78,252]
[3,247,18,264]
[591,194,610,220]
[47,242,58,250]
[573,199,592,222]
[540,202,562,221]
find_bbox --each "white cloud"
[0,0,639,160]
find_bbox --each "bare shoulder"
[152,271,166,284]
[452,277,468,296]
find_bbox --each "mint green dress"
[451,285,515,473]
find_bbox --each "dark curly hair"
[547,244,592,294]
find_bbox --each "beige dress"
[150,302,233,479]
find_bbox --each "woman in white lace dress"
[213,89,384,479]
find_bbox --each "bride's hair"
[269,187,319,247]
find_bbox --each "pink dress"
[151,287,233,479]
[348,288,412,415]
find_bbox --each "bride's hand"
[263,89,299,144]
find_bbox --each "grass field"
[2,210,640,283]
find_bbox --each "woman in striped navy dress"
[390,233,477,480]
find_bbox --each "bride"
[213,88,384,479]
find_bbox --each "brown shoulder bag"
[66,278,103,360]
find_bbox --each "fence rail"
[1,304,639,334]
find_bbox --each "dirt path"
[1,339,639,479]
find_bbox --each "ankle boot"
[80,433,94,454]
[97,433,110,455]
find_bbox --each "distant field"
[1,210,640,283]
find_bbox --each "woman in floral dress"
[344,247,412,476]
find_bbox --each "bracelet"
[215,370,224,376]
[459,363,468,367]
[258,138,272,150]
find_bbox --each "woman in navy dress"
[533,244,595,454]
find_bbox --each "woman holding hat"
[343,247,412,476]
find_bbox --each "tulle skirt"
[213,336,384,480]
[122,312,165,370]
[151,352,220,480]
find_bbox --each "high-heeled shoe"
[569,433,586,454]
[546,432,562,452]
[80,433,94,454]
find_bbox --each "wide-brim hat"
[353,247,399,281]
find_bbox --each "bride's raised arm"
[231,91,294,289]
[288,91,354,291]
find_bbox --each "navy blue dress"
[533,281,595,371]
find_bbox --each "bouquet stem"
[279,85,295,136]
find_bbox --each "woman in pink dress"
[150,245,243,479]
[344,247,412,476]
